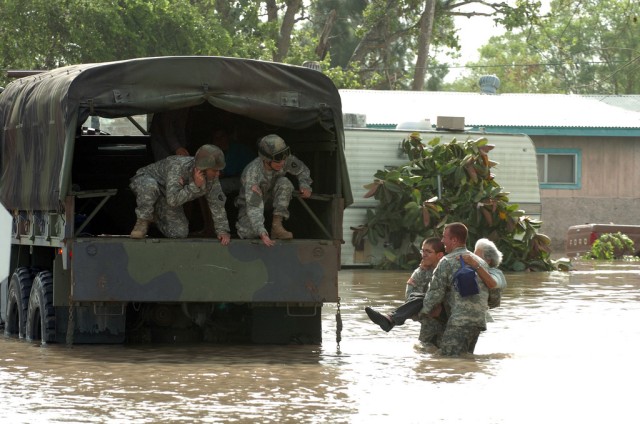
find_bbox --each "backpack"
[453,256,479,297]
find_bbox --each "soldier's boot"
[130,219,150,239]
[271,215,293,240]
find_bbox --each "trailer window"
[536,148,581,189]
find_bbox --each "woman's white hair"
[475,238,503,268]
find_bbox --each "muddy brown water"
[1,262,638,423]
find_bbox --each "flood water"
[1,261,639,423]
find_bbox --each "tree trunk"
[412,0,436,91]
[273,0,302,62]
[315,9,337,60]
[265,0,278,22]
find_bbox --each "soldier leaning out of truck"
[129,144,231,244]
[235,134,312,247]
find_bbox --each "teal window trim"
[537,148,581,189]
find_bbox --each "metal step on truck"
[0,56,352,344]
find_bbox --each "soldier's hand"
[430,303,443,318]
[461,254,478,269]
[175,147,189,156]
[218,233,231,246]
[194,169,206,188]
[300,187,311,198]
[260,233,275,247]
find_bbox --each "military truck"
[0,56,351,344]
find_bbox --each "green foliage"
[0,0,545,90]
[0,0,233,86]
[587,232,635,260]
[446,32,563,94]
[455,0,640,94]
[324,61,375,89]
[362,133,554,271]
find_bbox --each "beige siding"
[536,135,640,198]
[535,135,640,253]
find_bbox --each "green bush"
[588,232,635,260]
[361,132,554,271]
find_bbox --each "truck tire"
[5,267,37,338]
[26,270,56,343]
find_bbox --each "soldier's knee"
[158,221,189,238]
[166,227,188,238]
[274,176,294,192]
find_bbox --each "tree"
[450,0,640,94]
[332,0,542,90]
[446,32,563,93]
[412,0,436,91]
[0,0,546,91]
[0,0,232,86]
[269,0,303,62]
[308,1,368,67]
[358,132,554,271]
[0,0,316,86]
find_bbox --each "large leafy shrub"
[359,132,554,271]
[587,232,635,260]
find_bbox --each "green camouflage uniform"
[130,156,230,238]
[406,267,448,345]
[421,246,489,356]
[235,156,312,238]
[405,267,432,298]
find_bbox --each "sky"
[443,14,503,82]
[443,0,552,83]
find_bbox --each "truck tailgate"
[70,238,339,303]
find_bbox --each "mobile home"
[342,127,541,266]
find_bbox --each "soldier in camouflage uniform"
[420,222,489,356]
[129,144,231,244]
[235,134,312,247]
[364,238,445,339]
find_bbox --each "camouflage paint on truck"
[71,238,339,303]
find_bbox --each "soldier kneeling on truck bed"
[129,144,231,245]
[235,134,312,247]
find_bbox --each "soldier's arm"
[420,262,448,315]
[165,164,204,207]
[405,268,422,299]
[286,155,313,192]
[206,181,231,237]
[462,254,496,289]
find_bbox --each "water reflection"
[1,262,639,423]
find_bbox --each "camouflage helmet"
[258,134,290,162]
[194,144,225,170]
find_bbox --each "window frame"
[536,148,581,189]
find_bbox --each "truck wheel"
[26,270,56,343]
[5,267,37,338]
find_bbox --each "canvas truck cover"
[0,56,352,210]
